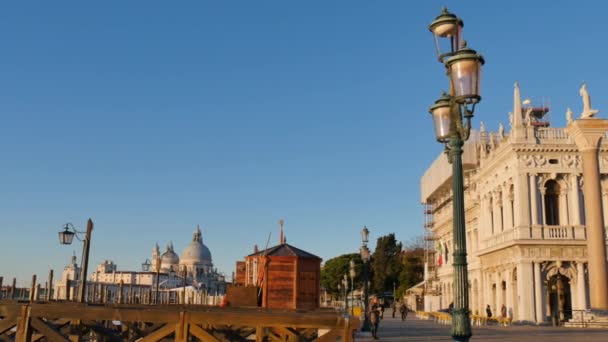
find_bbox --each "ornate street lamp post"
[349,259,355,314]
[57,219,94,303]
[360,226,371,331]
[342,274,349,315]
[428,7,485,342]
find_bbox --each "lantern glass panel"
[432,105,452,142]
[449,58,481,103]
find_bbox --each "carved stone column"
[529,174,538,225]
[539,185,547,227]
[570,174,581,225]
[514,172,530,227]
[576,261,587,310]
[504,185,514,230]
[505,269,513,318]
[566,119,608,310]
[559,188,569,225]
[534,262,543,323]
[517,261,535,322]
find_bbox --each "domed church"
[151,226,222,290]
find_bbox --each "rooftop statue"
[566,108,573,124]
[580,82,599,118]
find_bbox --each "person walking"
[400,303,408,321]
[369,298,381,340]
[392,301,396,318]
[486,304,493,318]
[501,304,507,318]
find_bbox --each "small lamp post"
[58,219,94,303]
[349,259,356,314]
[360,226,371,331]
[427,7,485,342]
[342,274,349,315]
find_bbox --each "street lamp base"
[361,315,371,332]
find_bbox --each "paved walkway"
[354,314,608,341]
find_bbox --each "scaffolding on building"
[423,203,440,295]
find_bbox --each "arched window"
[545,180,560,225]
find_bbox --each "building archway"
[547,271,572,322]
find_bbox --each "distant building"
[55,226,228,303]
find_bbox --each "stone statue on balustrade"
[579,82,599,118]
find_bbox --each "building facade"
[420,83,608,323]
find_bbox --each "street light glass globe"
[446,46,484,104]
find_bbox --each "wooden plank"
[30,317,70,342]
[0,316,17,334]
[174,312,186,342]
[274,326,301,341]
[15,305,31,342]
[138,323,175,342]
[189,324,221,342]
[255,325,264,342]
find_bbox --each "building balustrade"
[480,225,587,250]
[534,128,608,142]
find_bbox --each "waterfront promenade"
[355,315,608,341]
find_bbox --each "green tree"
[320,253,362,297]
[396,237,426,298]
[371,233,402,294]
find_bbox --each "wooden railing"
[0,301,359,342]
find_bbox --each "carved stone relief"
[534,155,547,167]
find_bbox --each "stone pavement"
[354,314,608,341]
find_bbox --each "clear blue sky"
[1,1,606,286]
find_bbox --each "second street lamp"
[349,259,355,314]
[427,7,485,342]
[57,219,94,303]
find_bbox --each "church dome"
[161,242,179,268]
[180,226,212,264]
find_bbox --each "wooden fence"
[0,301,358,342]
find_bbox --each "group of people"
[485,304,508,319]
[367,298,408,340]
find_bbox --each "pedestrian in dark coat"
[400,303,407,321]
[486,304,493,318]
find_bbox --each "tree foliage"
[396,236,426,298]
[320,253,362,296]
[371,233,402,294]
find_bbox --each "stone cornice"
[565,119,608,152]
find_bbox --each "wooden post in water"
[66,279,72,301]
[10,278,16,299]
[0,276,3,299]
[29,275,37,302]
[118,280,124,304]
[35,284,41,301]
[91,283,97,303]
[47,269,54,301]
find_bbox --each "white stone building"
[55,226,227,303]
[419,83,608,324]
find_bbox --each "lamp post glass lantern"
[58,225,75,245]
[427,7,484,342]
[142,259,152,272]
[57,219,94,303]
